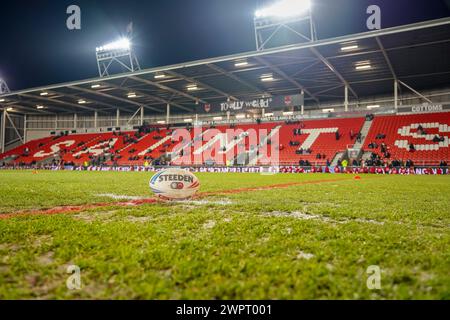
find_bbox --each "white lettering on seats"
[193,132,225,155]
[138,136,171,156]
[299,128,339,150]
[395,122,449,150]
[73,138,118,157]
[34,140,76,158]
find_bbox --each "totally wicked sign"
[199,94,304,114]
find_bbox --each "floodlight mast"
[254,0,316,51]
[0,78,10,95]
[95,37,141,77]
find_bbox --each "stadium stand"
[0,136,55,163]
[363,112,450,166]
[277,117,365,165]
[1,112,449,167]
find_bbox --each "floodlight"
[234,60,249,67]
[341,44,359,51]
[36,105,45,109]
[6,107,13,111]
[127,93,137,98]
[355,64,372,71]
[40,92,49,96]
[154,73,166,79]
[355,61,372,71]
[0,99,5,102]
[255,0,311,19]
[96,38,131,52]
[96,37,140,77]
[261,74,275,82]
[186,84,198,91]
[78,100,87,104]
[91,84,101,89]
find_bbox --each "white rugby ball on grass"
[149,168,200,200]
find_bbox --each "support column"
[74,114,78,130]
[166,103,170,124]
[195,114,198,124]
[344,85,349,112]
[1,109,6,154]
[24,115,28,143]
[140,106,144,126]
[394,80,398,110]
[55,114,58,130]
[94,111,98,129]
[116,109,120,127]
[301,89,305,115]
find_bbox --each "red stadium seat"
[363,112,450,166]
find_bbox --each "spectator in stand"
[380,143,387,154]
[335,130,340,140]
[417,124,424,134]
[326,159,331,167]
[440,160,448,174]
[341,159,348,169]
[356,132,362,143]
[405,159,414,168]
[409,143,415,152]
[368,142,378,149]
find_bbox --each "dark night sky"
[0,0,449,90]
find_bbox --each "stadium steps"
[331,151,345,166]
[353,118,373,150]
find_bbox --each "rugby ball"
[149,168,200,200]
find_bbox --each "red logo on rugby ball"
[170,182,184,190]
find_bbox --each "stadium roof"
[1,17,450,115]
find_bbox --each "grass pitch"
[0,170,449,299]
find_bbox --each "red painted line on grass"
[0,177,350,220]
[195,178,347,197]
[0,198,159,220]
